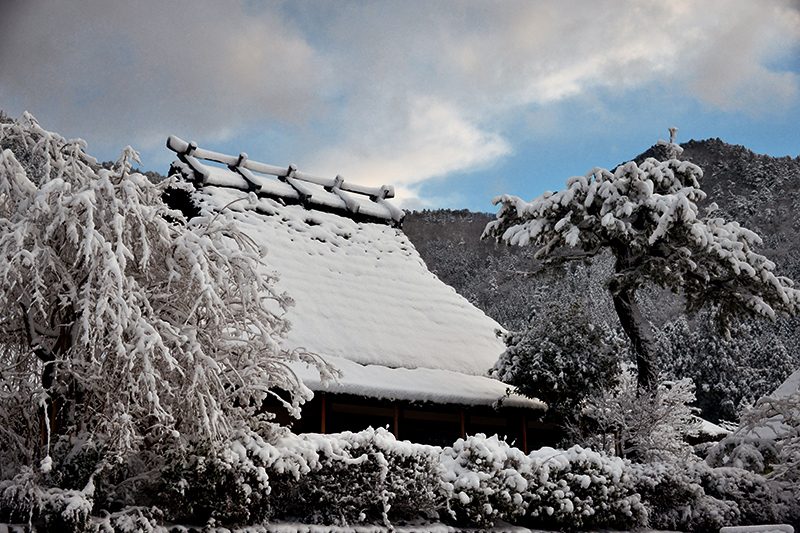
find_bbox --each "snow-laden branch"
[483,133,800,331]
[483,130,800,388]
[0,114,334,465]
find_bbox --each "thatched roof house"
[166,137,548,448]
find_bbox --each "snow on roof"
[736,369,800,440]
[293,354,538,408]
[697,418,730,438]
[771,369,800,400]
[168,143,541,410]
[167,136,403,225]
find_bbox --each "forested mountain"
[403,139,800,422]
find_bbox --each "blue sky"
[1,0,798,213]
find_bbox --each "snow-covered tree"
[491,300,623,427]
[708,378,800,484]
[0,113,329,474]
[656,312,794,424]
[582,369,701,462]
[483,129,800,390]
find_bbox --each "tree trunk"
[612,288,657,391]
[20,302,76,449]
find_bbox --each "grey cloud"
[0,0,321,153]
[685,0,800,113]
[0,0,797,184]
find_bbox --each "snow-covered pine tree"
[0,113,330,474]
[483,129,800,390]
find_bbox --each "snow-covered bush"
[631,460,732,532]
[268,427,443,526]
[526,445,646,531]
[441,433,531,527]
[0,469,93,531]
[582,368,701,461]
[630,459,788,532]
[159,432,274,526]
[94,507,163,533]
[440,435,646,530]
[715,389,800,482]
[705,386,800,525]
[706,433,780,475]
[698,465,782,526]
[492,300,623,427]
[160,425,442,527]
[371,430,445,521]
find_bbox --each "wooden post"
[522,413,528,454]
[393,404,400,439]
[460,409,466,439]
[320,393,326,434]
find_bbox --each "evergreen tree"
[484,129,800,390]
[492,301,623,428]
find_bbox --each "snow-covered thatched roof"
[167,140,542,410]
[741,369,800,441]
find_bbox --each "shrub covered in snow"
[4,424,798,531]
[440,434,646,530]
[441,434,531,527]
[704,386,800,526]
[0,469,93,532]
[93,507,164,533]
[631,460,733,532]
[159,433,274,526]
[268,427,444,526]
[710,388,800,482]
[159,427,444,528]
[630,459,791,532]
[582,369,701,462]
[698,465,783,526]
[492,301,623,428]
[525,445,645,531]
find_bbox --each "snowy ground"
[0,523,682,533]
[0,522,677,533]
[254,524,681,533]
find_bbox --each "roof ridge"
[166,135,404,226]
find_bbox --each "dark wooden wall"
[269,393,555,452]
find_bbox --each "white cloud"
[304,97,510,206]
[1,0,797,195]
[683,0,800,113]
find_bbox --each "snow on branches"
[0,113,328,468]
[491,301,623,425]
[484,137,799,321]
[483,130,800,389]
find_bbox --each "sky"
[1,0,799,213]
